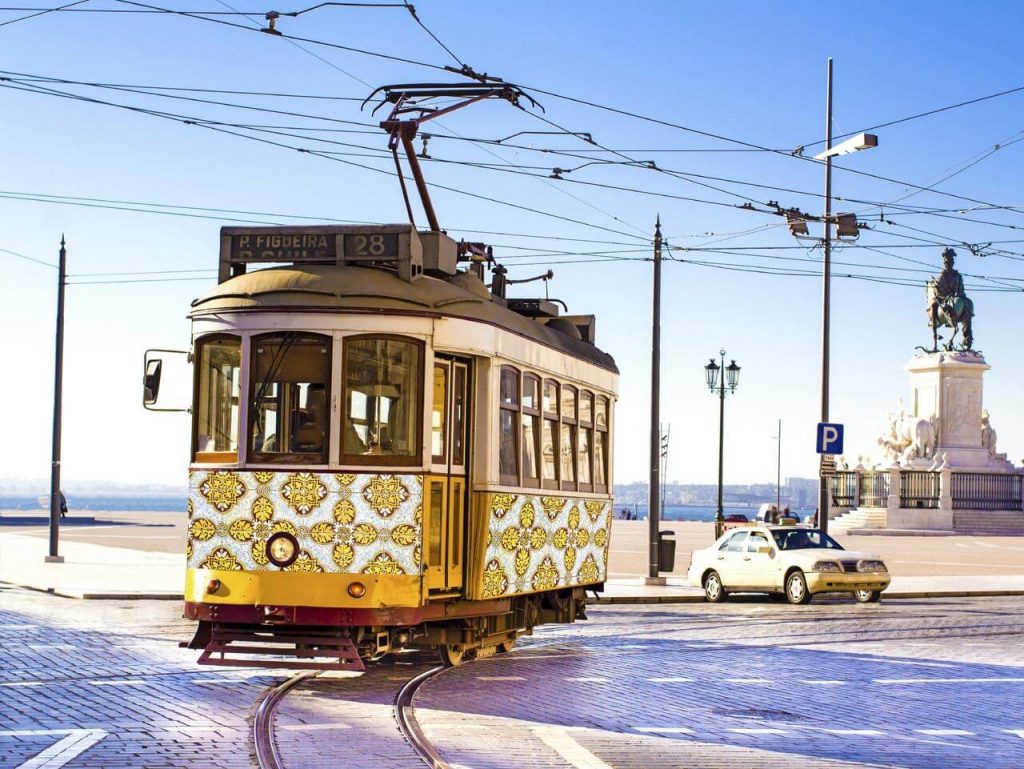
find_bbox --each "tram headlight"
[205,578,222,594]
[347,582,367,598]
[266,532,299,568]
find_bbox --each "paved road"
[1,587,1022,768]
[414,597,1024,768]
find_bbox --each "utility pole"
[818,58,834,536]
[647,217,664,584]
[47,236,67,563]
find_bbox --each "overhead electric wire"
[0,245,56,267]
[401,0,464,68]
[2,73,366,101]
[800,82,1024,150]
[116,0,450,74]
[0,0,87,28]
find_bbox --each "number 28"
[352,234,387,256]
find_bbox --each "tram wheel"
[439,643,468,667]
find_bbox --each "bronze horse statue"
[927,278,973,351]
[924,248,974,352]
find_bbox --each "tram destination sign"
[230,231,337,263]
[219,225,414,282]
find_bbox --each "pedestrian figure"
[59,491,68,518]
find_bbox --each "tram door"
[425,357,469,594]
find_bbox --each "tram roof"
[190,264,618,373]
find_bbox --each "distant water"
[0,497,808,520]
[614,504,812,522]
[0,495,185,513]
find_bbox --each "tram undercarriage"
[183,587,591,669]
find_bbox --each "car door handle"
[716,555,725,560]
[743,556,752,561]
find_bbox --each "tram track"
[250,636,577,769]
[253,670,321,769]
[251,661,453,769]
[395,665,451,769]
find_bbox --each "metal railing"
[900,471,940,509]
[951,472,1023,511]
[858,471,890,508]
[830,471,857,509]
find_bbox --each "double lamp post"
[705,350,740,539]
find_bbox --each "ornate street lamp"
[706,349,740,539]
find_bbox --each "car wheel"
[703,571,726,603]
[855,589,881,603]
[785,571,812,605]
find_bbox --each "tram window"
[431,364,448,464]
[560,385,577,491]
[194,335,241,462]
[577,428,592,486]
[578,392,594,490]
[542,418,558,487]
[342,337,422,465]
[541,380,559,489]
[579,391,593,425]
[595,395,609,491]
[428,481,443,568]
[542,379,558,413]
[561,386,577,421]
[593,431,607,487]
[452,365,466,467]
[498,366,519,483]
[500,367,519,406]
[521,375,540,487]
[249,333,330,464]
[560,423,576,488]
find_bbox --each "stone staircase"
[953,509,1024,535]
[831,507,888,530]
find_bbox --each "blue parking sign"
[816,423,843,454]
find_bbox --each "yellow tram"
[154,223,617,668]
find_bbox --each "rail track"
[252,662,451,769]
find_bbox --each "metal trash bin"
[658,530,676,572]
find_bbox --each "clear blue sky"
[3,0,1024,488]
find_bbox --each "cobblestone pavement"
[0,584,281,769]
[410,596,1024,769]
[3,584,1023,769]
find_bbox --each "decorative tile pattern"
[481,493,611,598]
[188,471,424,575]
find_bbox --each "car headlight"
[266,532,299,567]
[811,560,842,573]
[859,559,887,572]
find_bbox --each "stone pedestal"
[905,351,991,469]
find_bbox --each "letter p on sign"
[816,423,844,454]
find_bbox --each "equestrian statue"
[924,247,974,352]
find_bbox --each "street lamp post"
[810,58,878,535]
[705,350,740,539]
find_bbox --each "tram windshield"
[343,337,421,463]
[249,332,331,463]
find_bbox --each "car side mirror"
[759,545,774,557]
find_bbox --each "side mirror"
[143,348,191,413]
[758,545,772,555]
[144,359,163,405]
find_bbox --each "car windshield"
[771,528,843,551]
